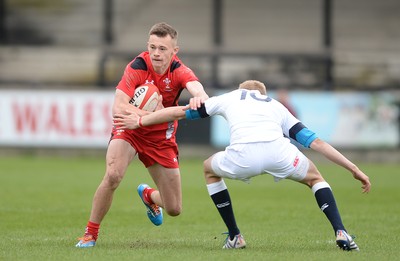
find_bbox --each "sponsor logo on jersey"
[293,156,299,167]
[145,79,154,85]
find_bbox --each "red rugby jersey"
[117,51,198,107]
[115,51,199,144]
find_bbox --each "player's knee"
[303,162,325,187]
[203,169,211,179]
[203,160,221,184]
[104,168,124,189]
[203,158,213,176]
[165,205,182,217]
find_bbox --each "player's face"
[147,34,179,74]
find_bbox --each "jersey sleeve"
[175,64,199,87]
[184,94,225,120]
[116,58,146,98]
[288,122,318,148]
[280,102,317,148]
[185,103,209,120]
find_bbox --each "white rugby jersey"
[202,89,300,145]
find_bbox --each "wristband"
[138,117,144,127]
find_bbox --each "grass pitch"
[0,153,399,260]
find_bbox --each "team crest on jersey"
[163,78,172,91]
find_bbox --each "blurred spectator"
[277,88,297,117]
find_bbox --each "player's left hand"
[352,169,371,193]
[113,109,140,129]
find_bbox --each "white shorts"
[211,137,309,183]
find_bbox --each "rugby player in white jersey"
[113,80,371,251]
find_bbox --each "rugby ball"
[130,83,160,112]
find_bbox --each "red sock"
[144,188,156,204]
[85,221,100,240]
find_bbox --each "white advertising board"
[0,90,114,148]
[211,91,400,148]
[1,90,399,149]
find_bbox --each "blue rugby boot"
[137,184,163,226]
[75,234,96,248]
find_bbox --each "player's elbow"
[113,103,131,115]
[310,138,327,150]
[112,103,124,115]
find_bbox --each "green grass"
[0,154,399,260]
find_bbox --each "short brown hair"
[149,22,178,40]
[239,80,267,95]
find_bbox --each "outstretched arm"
[113,105,189,129]
[186,81,209,109]
[310,138,371,193]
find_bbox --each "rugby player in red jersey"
[76,22,208,248]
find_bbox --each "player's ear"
[174,46,179,54]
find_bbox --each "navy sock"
[210,189,240,240]
[312,182,346,234]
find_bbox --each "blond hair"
[238,80,267,95]
[149,22,178,41]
